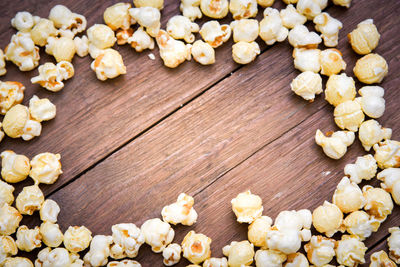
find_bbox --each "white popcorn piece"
[180,0,202,21]
[280,4,306,29]
[110,223,144,258]
[40,221,64,247]
[284,252,309,267]
[334,100,365,132]
[348,19,380,55]
[45,37,76,63]
[333,177,365,213]
[20,117,42,141]
[104,3,132,31]
[304,235,335,266]
[232,41,260,65]
[370,250,396,267]
[203,257,228,267]
[359,120,392,151]
[342,210,379,241]
[200,0,229,19]
[35,247,80,267]
[49,5,87,37]
[335,235,367,266]
[353,53,388,84]
[293,48,321,73]
[91,48,127,81]
[257,0,275,7]
[64,226,92,253]
[344,154,377,184]
[1,150,30,183]
[74,35,89,57]
[229,0,258,20]
[87,24,117,52]
[31,61,74,92]
[315,130,355,160]
[260,8,288,46]
[0,49,6,76]
[313,13,342,47]
[167,15,199,43]
[325,73,355,107]
[162,243,181,266]
[288,25,322,48]
[0,180,14,206]
[30,19,57,47]
[39,199,60,223]
[248,216,273,248]
[141,218,174,253]
[362,185,393,222]
[84,235,113,267]
[231,190,263,224]
[182,231,211,264]
[16,225,41,252]
[230,19,259,43]
[223,241,254,267]
[332,0,351,8]
[28,96,56,123]
[254,249,286,267]
[373,140,400,169]
[129,7,161,37]
[107,260,142,267]
[0,81,25,115]
[377,168,400,205]
[199,21,231,48]
[29,152,62,185]
[388,227,400,264]
[291,71,322,101]
[0,203,22,235]
[162,193,198,226]
[274,209,312,232]
[3,257,33,267]
[320,49,346,76]
[134,0,164,9]
[11,11,40,32]
[357,86,385,118]
[127,27,155,52]
[16,185,44,215]
[296,0,328,20]
[156,30,192,68]
[312,201,343,238]
[5,32,40,71]
[191,40,215,65]
[266,229,303,255]
[0,235,18,265]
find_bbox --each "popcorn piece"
[325,73,355,107]
[83,235,113,267]
[45,37,76,62]
[320,49,346,76]
[91,48,127,81]
[284,252,309,267]
[358,86,385,118]
[230,19,259,43]
[104,3,132,31]
[40,221,64,247]
[0,181,14,206]
[377,168,400,205]
[87,24,116,54]
[30,19,57,47]
[20,116,42,141]
[288,25,322,48]
[31,61,74,92]
[293,48,321,73]
[296,0,328,20]
[0,203,22,235]
[373,140,400,169]
[0,235,18,265]
[223,241,254,267]
[128,27,155,52]
[110,223,144,258]
[35,247,77,267]
[362,185,393,222]
[333,177,365,213]
[274,209,312,232]
[388,227,400,264]
[162,193,198,226]
[254,249,286,267]
[203,257,228,267]
[156,30,192,68]
[74,36,89,57]
[200,0,229,19]
[180,0,202,21]
[107,260,142,267]
[40,199,60,223]
[64,226,92,253]
[16,185,44,215]
[315,130,355,160]
[332,0,351,8]
[248,216,273,248]
[199,21,231,48]
[334,100,365,132]
[1,150,30,183]
[162,243,181,266]
[167,15,199,43]
[29,152,62,185]
[344,154,377,184]
[359,120,391,151]
[133,0,164,9]
[3,257,33,267]
[313,13,342,47]
[229,0,258,20]
[291,71,322,101]
[342,210,379,241]
[49,5,87,37]
[260,8,288,45]
[370,251,396,267]
[28,96,56,123]
[312,201,343,237]
[280,4,306,29]
[0,81,25,115]
[16,225,41,252]
[348,19,380,55]
[335,235,367,266]
[257,0,275,7]
[232,41,260,65]
[191,40,215,65]
[0,49,6,76]
[182,231,211,264]
[5,32,40,71]
[129,7,161,37]
[231,190,263,224]
[11,11,40,32]
[353,53,388,84]
[141,218,174,253]
[304,235,335,266]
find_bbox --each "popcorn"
[87,24,117,51]
[283,0,298,3]
[45,37,76,62]
[229,0,258,20]
[304,235,335,266]
[1,150,30,183]
[257,0,274,7]
[296,0,328,20]
[232,41,260,64]
[110,223,144,258]
[11,11,40,32]
[353,53,388,84]
[199,21,231,48]
[16,225,41,252]
[162,243,181,266]
[359,120,392,151]
[362,185,393,222]
[91,48,127,81]
[373,140,400,169]
[49,5,87,37]
[156,30,192,68]
[129,7,161,37]
[312,201,342,237]
[104,3,132,31]
[0,181,14,206]
[348,19,380,55]
[182,231,211,264]
[334,100,365,132]
[320,49,346,76]
[40,222,64,247]
[83,235,113,267]
[0,81,25,115]
[357,86,385,118]
[27,96,56,124]
[284,252,309,267]
[0,236,17,265]
[35,247,77,267]
[388,227,400,264]
[335,235,367,266]
[344,154,377,184]
[29,153,62,185]
[3,257,33,267]
[274,209,312,232]
[203,257,228,267]
[141,218,174,253]
[333,177,365,213]
[167,16,199,43]
[16,185,44,215]
[107,260,142,267]
[325,73,356,107]
[133,0,164,9]
[5,32,40,71]
[248,216,273,248]
[288,25,322,48]
[127,27,155,52]
[315,130,355,160]
[332,0,351,8]
[0,49,6,76]
[0,203,22,235]
[280,5,307,29]
[293,48,321,73]
[260,8,288,45]
[161,193,198,226]
[30,19,57,47]
[291,71,322,101]
[223,241,254,267]
[74,35,89,57]
[377,168,400,205]
[64,226,92,253]
[39,199,60,223]
[231,190,263,224]
[200,0,229,19]
[342,210,379,241]
[254,249,286,267]
[191,40,215,65]
[230,19,259,43]
[180,0,202,21]
[370,251,396,267]
[313,13,342,47]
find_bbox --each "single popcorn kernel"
[30,19,57,47]
[156,30,192,68]
[248,216,272,248]
[104,3,132,31]
[231,190,263,224]
[107,260,142,267]
[0,49,6,76]
[315,130,355,160]
[312,201,343,237]
[333,0,351,8]
[288,24,322,48]
[313,12,342,47]
[359,120,392,151]
[291,71,322,101]
[11,11,40,32]
[1,150,30,183]
[342,210,379,241]
[64,226,93,253]
[199,21,231,48]
[257,0,274,7]
[304,235,335,266]
[259,8,288,46]
[358,86,385,118]
[284,253,309,267]
[180,0,202,21]
[0,235,18,263]
[229,0,258,20]
[335,235,367,266]
[83,235,113,267]
[110,223,144,258]
[29,152,62,185]
[378,168,400,205]
[162,243,181,266]
[134,0,164,9]
[129,7,161,37]
[325,73,356,107]
[0,81,25,115]
[49,5,87,37]
[0,180,14,206]
[348,19,380,55]
[230,19,259,43]
[280,4,306,29]
[35,247,79,267]
[200,0,229,19]
[254,249,286,267]
[167,15,199,43]
[333,177,365,213]
[353,53,388,84]
[128,27,155,52]
[182,231,211,264]
[74,35,89,57]
[0,203,22,235]
[388,227,400,264]
[141,218,174,253]
[223,241,254,267]
[373,140,400,169]
[370,251,396,267]
[334,100,365,132]
[87,24,117,50]
[296,0,328,20]
[362,185,393,222]
[28,96,56,122]
[3,257,33,267]
[16,185,44,215]
[191,40,215,65]
[203,257,228,267]
[320,49,346,76]
[39,221,64,247]
[344,154,377,184]
[45,37,76,62]
[292,48,321,73]
[91,48,127,81]
[162,193,198,226]
[232,41,260,65]
[5,32,40,71]
[16,225,42,252]
[40,199,60,223]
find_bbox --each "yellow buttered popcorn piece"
[182,231,211,264]
[280,4,306,29]
[104,3,132,31]
[110,223,144,259]
[203,257,228,267]
[30,19,57,47]
[231,190,263,224]
[162,193,198,226]
[141,218,174,253]
[296,0,328,20]
[353,53,388,84]
[377,168,400,205]
[320,49,346,76]
[0,81,25,115]
[0,203,22,235]
[229,0,258,20]
[284,252,309,267]
[156,30,192,69]
[64,226,92,253]
[223,241,254,267]
[388,227,400,264]
[128,27,155,52]
[342,210,379,241]
[39,221,63,248]
[83,235,113,267]
[344,154,377,184]
[0,49,6,76]
[254,249,286,267]
[191,40,215,65]
[87,24,117,52]
[0,180,14,206]
[5,32,40,71]
[325,73,356,107]
[362,185,393,222]
[335,235,367,266]
[29,152,62,185]
[370,251,396,267]
[107,260,142,267]
[359,120,391,152]
[315,129,355,160]
[333,177,365,214]
[1,150,30,183]
[0,235,18,262]
[248,216,272,248]
[348,19,380,55]
[162,243,181,266]
[312,201,343,237]
[28,96,56,122]
[291,71,322,101]
[333,0,351,8]
[304,235,335,266]
[167,15,199,43]
[232,41,260,65]
[260,8,288,46]
[200,0,229,19]
[200,21,231,48]
[334,100,365,132]
[45,37,76,62]
[180,0,202,21]
[257,0,274,7]
[129,7,161,37]
[16,185,44,215]
[231,19,259,43]
[313,12,342,47]
[91,48,127,81]
[15,225,42,252]
[3,257,33,267]
[134,0,164,9]
[373,140,400,169]
[49,5,87,38]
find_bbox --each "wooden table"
[1,0,399,266]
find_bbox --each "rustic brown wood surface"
[1,0,399,266]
